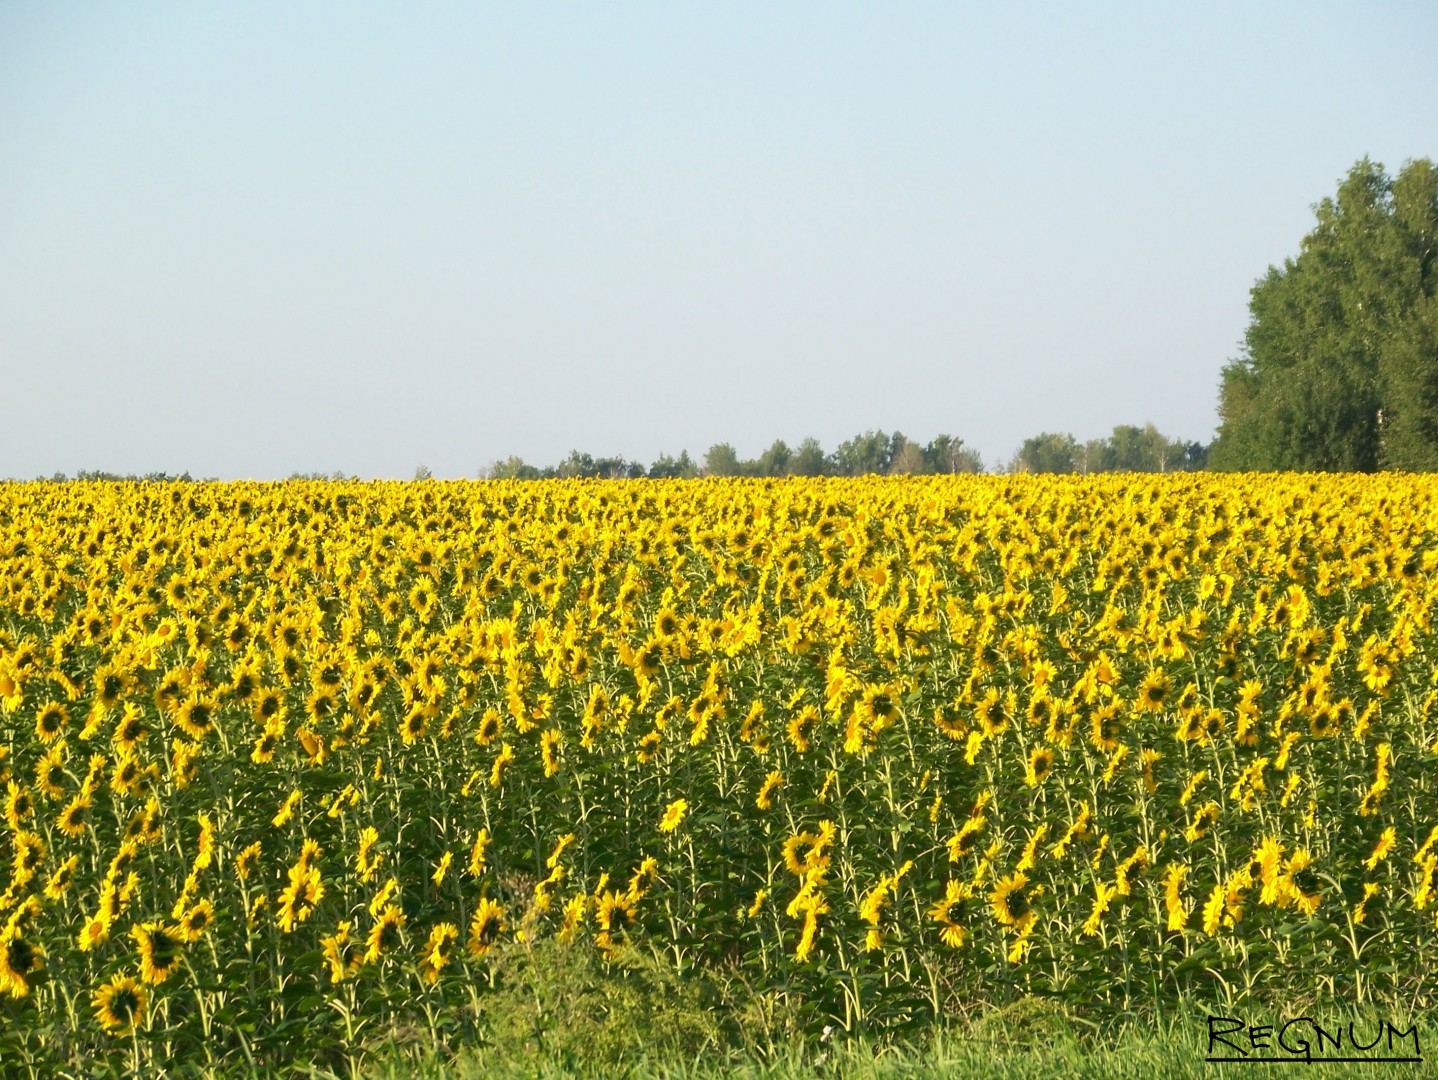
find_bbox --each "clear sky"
[3,3,1435,479]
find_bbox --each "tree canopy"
[1211,157,1438,471]
[1007,425,1206,474]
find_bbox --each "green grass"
[7,938,1431,1077]
[356,1019,1435,1080]
[346,941,1433,1078]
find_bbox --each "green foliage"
[470,939,724,1068]
[1012,426,1208,474]
[487,455,552,480]
[1012,432,1080,473]
[1212,157,1438,471]
[648,451,700,479]
[788,437,829,477]
[703,443,743,477]
[831,431,902,476]
[488,432,987,479]
[37,470,202,482]
[923,434,984,475]
[353,1000,1424,1080]
[557,451,646,479]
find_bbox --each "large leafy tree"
[1212,158,1438,471]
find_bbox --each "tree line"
[1212,157,1438,471]
[485,431,981,479]
[483,423,1210,479]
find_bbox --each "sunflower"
[929,879,972,949]
[364,903,406,963]
[755,770,784,811]
[110,753,146,796]
[152,668,190,715]
[634,641,663,680]
[3,782,33,832]
[946,813,986,860]
[1024,746,1054,787]
[540,728,562,777]
[227,666,259,703]
[658,798,688,833]
[35,743,68,801]
[1136,669,1171,712]
[57,793,92,837]
[860,684,900,729]
[1309,706,1338,738]
[1026,693,1057,730]
[652,607,683,642]
[123,799,160,844]
[974,689,1009,735]
[174,695,218,741]
[0,930,42,999]
[466,897,506,958]
[356,826,384,883]
[1366,827,1396,871]
[225,618,251,651]
[473,707,503,747]
[321,921,362,983]
[596,889,637,950]
[254,688,285,726]
[34,701,69,743]
[78,913,111,952]
[559,893,589,942]
[401,707,429,745]
[1284,851,1324,916]
[234,841,262,882]
[93,666,131,713]
[786,706,821,753]
[350,677,379,713]
[132,922,184,985]
[990,873,1036,931]
[44,854,80,901]
[92,973,148,1035]
[251,720,284,764]
[276,865,324,933]
[305,687,340,726]
[1089,703,1122,753]
[177,900,214,941]
[272,789,302,828]
[113,704,148,751]
[418,922,460,984]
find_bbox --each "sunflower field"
[2,475,1436,1071]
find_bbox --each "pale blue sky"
[2,3,1435,478]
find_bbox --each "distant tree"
[648,450,699,479]
[788,437,828,476]
[755,439,792,477]
[924,434,983,474]
[474,430,988,481]
[1075,425,1209,473]
[832,430,894,475]
[412,464,433,481]
[889,437,928,475]
[593,456,641,479]
[1211,157,1438,471]
[486,456,544,480]
[1013,432,1079,474]
[287,470,354,481]
[1077,439,1107,475]
[557,451,596,479]
[703,443,742,477]
[66,469,198,482]
[1107,424,1172,472]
